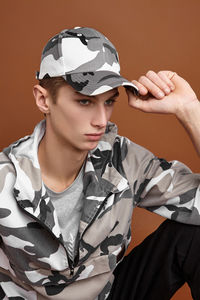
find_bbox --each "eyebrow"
[110,91,120,99]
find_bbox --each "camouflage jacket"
[0,120,200,300]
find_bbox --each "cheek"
[67,115,89,132]
[106,107,114,120]
[57,108,89,132]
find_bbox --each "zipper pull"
[70,265,74,276]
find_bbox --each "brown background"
[1,0,200,299]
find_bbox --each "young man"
[0,27,199,300]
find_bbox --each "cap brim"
[62,71,138,96]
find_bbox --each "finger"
[167,71,177,80]
[158,71,176,90]
[138,75,165,99]
[145,70,171,95]
[128,97,156,113]
[131,80,148,95]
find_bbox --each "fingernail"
[164,88,171,94]
[170,85,175,91]
[158,91,165,98]
[141,87,148,94]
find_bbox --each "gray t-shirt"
[45,166,84,261]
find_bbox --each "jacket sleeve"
[123,138,200,225]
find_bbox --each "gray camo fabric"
[0,120,200,299]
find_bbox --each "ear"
[33,85,51,114]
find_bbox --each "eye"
[105,99,117,106]
[78,99,91,106]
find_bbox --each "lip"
[85,132,104,141]
[85,133,104,136]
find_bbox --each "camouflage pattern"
[0,120,200,299]
[36,27,138,96]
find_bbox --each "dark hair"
[39,77,68,103]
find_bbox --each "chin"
[85,142,99,151]
[73,143,98,153]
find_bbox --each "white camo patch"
[62,38,99,72]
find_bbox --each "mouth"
[85,132,104,141]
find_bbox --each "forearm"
[176,100,200,156]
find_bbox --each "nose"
[91,105,108,129]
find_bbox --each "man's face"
[46,84,119,153]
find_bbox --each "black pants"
[108,219,200,300]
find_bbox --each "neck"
[38,129,87,193]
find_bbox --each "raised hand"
[127,70,198,117]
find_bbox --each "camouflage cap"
[36,27,138,96]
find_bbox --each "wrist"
[175,98,200,157]
[176,99,200,124]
